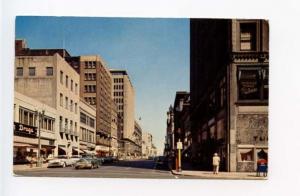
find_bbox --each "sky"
[16,16,190,154]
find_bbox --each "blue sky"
[16,16,190,154]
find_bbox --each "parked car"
[74,158,98,169]
[47,156,73,168]
[74,158,93,169]
[69,155,82,166]
[155,156,168,170]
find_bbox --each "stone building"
[133,121,142,157]
[142,132,157,158]
[67,55,113,156]
[13,91,57,163]
[79,99,96,154]
[190,19,269,172]
[110,70,135,157]
[15,40,80,157]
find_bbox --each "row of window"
[114,85,124,90]
[16,67,53,77]
[113,78,124,83]
[84,85,96,93]
[80,112,95,128]
[84,73,96,81]
[80,127,95,143]
[18,107,55,132]
[114,98,124,104]
[59,116,78,134]
[84,61,96,69]
[59,93,78,113]
[113,91,124,96]
[84,97,96,105]
[60,71,78,94]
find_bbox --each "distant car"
[74,158,98,169]
[155,156,168,169]
[47,156,73,168]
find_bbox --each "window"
[65,97,68,109]
[29,67,36,76]
[75,83,78,94]
[219,77,226,108]
[46,67,53,76]
[19,108,36,126]
[60,71,63,84]
[240,23,257,51]
[59,116,63,131]
[80,112,87,124]
[70,100,73,112]
[237,67,268,101]
[65,75,68,88]
[16,67,23,76]
[75,103,78,114]
[71,80,73,91]
[60,93,63,106]
[238,149,254,162]
[89,118,95,128]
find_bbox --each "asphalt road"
[14,159,198,179]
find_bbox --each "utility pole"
[36,110,45,167]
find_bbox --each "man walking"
[212,153,220,174]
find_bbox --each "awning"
[83,150,96,155]
[58,146,66,152]
[73,148,84,153]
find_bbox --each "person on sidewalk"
[212,153,220,174]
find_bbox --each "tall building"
[190,19,269,172]
[67,55,113,156]
[79,99,96,154]
[110,70,135,157]
[142,132,156,158]
[15,40,80,157]
[133,121,142,157]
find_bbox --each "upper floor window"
[46,67,53,76]
[60,93,63,106]
[29,67,36,76]
[65,75,68,88]
[237,67,268,101]
[240,23,257,51]
[71,80,73,91]
[60,71,63,84]
[16,67,23,76]
[75,83,78,94]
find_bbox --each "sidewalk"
[13,163,48,171]
[171,170,267,180]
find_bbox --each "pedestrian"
[212,153,220,174]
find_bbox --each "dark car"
[155,156,168,170]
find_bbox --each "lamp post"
[36,110,45,167]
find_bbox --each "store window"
[240,23,257,51]
[238,149,254,162]
[237,67,268,101]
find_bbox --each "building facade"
[190,19,269,172]
[142,132,157,158]
[79,99,96,154]
[15,40,81,157]
[67,55,113,156]
[110,70,136,157]
[13,92,57,164]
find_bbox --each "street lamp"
[35,109,45,167]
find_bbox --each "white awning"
[58,146,66,152]
[83,150,96,154]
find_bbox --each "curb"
[170,170,267,180]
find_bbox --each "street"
[14,159,198,179]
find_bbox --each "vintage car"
[74,158,98,169]
[47,155,73,168]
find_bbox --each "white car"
[47,156,73,168]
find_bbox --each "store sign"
[14,122,37,137]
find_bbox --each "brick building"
[190,19,269,172]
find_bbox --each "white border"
[1,0,300,195]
